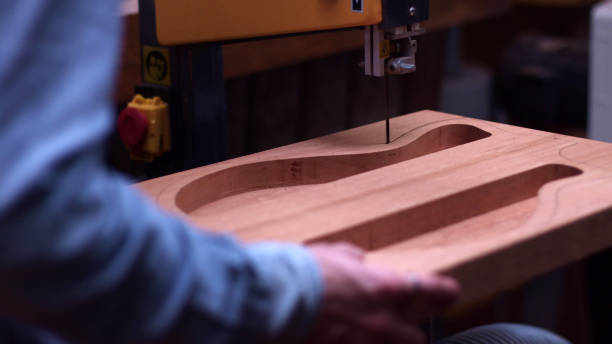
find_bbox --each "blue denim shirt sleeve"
[0,1,323,343]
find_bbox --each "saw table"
[137,111,612,307]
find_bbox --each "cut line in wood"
[176,124,491,214]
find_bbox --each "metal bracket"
[381,0,429,28]
[364,23,424,77]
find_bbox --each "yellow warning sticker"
[379,40,392,59]
[142,46,171,86]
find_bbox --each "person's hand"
[307,243,460,344]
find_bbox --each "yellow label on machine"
[142,46,171,86]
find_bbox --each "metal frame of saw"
[134,0,429,175]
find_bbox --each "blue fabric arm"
[0,1,322,343]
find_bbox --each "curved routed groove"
[311,164,583,251]
[176,124,491,213]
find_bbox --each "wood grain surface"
[137,111,612,307]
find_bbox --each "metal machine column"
[135,0,226,174]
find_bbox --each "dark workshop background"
[112,1,609,343]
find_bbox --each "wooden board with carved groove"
[137,111,612,306]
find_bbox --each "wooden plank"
[137,111,612,307]
[116,0,511,103]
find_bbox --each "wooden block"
[137,111,612,306]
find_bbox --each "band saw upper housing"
[152,0,428,45]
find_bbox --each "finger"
[354,271,459,320]
[336,265,408,309]
[357,269,459,318]
[375,272,460,301]
[331,242,366,261]
[392,273,460,320]
[407,273,461,309]
[407,273,461,296]
[338,266,429,310]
